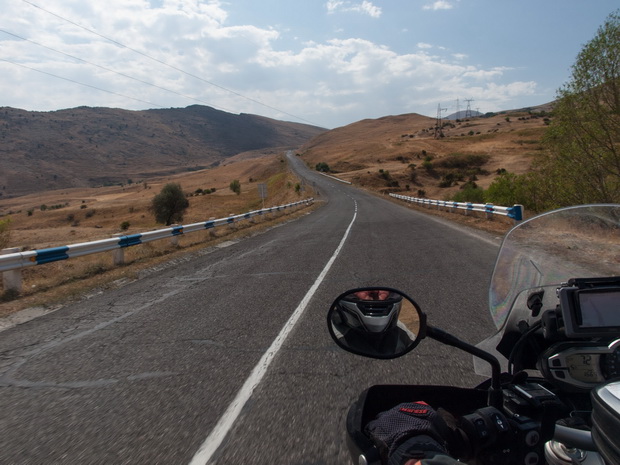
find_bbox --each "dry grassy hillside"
[0,153,303,251]
[299,109,551,201]
[0,152,315,314]
[0,105,325,197]
[0,105,552,313]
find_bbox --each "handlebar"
[554,424,595,451]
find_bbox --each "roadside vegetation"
[308,11,619,215]
[0,155,315,312]
[447,10,620,212]
[151,183,190,225]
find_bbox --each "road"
[0,152,502,464]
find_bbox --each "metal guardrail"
[389,193,523,222]
[318,172,352,184]
[0,199,314,275]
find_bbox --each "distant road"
[0,152,501,464]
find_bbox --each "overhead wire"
[0,57,165,108]
[17,0,320,126]
[0,28,239,114]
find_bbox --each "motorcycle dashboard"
[542,339,620,390]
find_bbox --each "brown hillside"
[299,108,552,201]
[0,105,325,198]
[0,152,304,251]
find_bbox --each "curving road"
[0,152,503,464]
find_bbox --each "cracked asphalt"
[0,153,502,464]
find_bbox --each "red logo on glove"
[399,402,430,416]
[399,407,430,416]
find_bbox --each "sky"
[1,1,618,129]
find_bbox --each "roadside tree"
[151,183,189,225]
[537,10,620,207]
[229,179,241,195]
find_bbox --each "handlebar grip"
[554,424,595,451]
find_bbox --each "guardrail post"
[2,248,22,293]
[513,204,524,223]
[485,204,494,220]
[112,234,125,266]
[170,225,182,246]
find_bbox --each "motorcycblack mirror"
[327,287,426,359]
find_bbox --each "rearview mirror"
[327,287,426,359]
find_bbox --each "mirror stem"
[426,326,503,408]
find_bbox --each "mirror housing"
[327,287,426,359]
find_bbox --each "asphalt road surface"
[0,152,503,464]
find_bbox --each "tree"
[229,179,241,195]
[315,162,330,172]
[151,183,189,225]
[536,10,620,208]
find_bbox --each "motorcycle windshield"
[476,204,620,374]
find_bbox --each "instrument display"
[565,353,605,383]
[545,340,620,389]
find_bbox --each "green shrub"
[229,180,241,195]
[452,183,485,203]
[151,183,189,225]
[315,162,330,172]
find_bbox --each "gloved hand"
[365,402,457,465]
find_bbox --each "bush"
[151,183,189,225]
[434,153,490,170]
[452,183,485,203]
[422,160,434,171]
[229,179,241,195]
[315,162,330,172]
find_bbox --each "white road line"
[189,201,358,465]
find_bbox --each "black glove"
[365,402,455,464]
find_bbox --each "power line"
[0,28,238,114]
[0,57,165,108]
[19,0,319,126]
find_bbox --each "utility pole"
[465,98,474,118]
[435,103,447,139]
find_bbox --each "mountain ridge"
[0,104,326,198]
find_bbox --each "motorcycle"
[327,204,620,465]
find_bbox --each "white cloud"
[1,0,541,127]
[326,0,382,18]
[422,1,456,11]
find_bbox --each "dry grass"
[299,111,549,200]
[0,154,317,316]
[0,109,551,317]
[297,110,551,235]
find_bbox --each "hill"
[298,106,552,202]
[0,105,326,198]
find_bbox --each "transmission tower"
[455,98,461,119]
[465,98,474,118]
[435,103,447,139]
